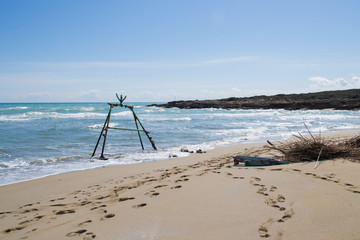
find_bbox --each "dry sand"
[1,130,360,240]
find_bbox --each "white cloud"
[309,76,333,86]
[231,87,242,92]
[353,76,360,84]
[309,76,360,90]
[335,78,348,86]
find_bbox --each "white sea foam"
[111,111,133,117]
[8,106,29,110]
[79,107,95,111]
[141,107,166,113]
[88,123,119,129]
[147,117,192,122]
[0,112,107,121]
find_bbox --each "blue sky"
[0,0,359,102]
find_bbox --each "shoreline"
[1,129,360,239]
[3,128,359,188]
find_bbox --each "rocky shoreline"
[149,89,360,110]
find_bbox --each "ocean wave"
[0,163,9,168]
[88,123,119,129]
[111,111,133,117]
[0,115,32,122]
[141,108,166,113]
[79,107,95,111]
[146,117,192,122]
[8,106,29,110]
[0,111,107,121]
[204,111,279,119]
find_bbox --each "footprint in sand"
[175,178,189,183]
[50,204,67,207]
[277,195,285,202]
[151,192,160,197]
[77,220,92,227]
[55,209,75,215]
[103,213,115,219]
[132,203,147,208]
[33,215,44,221]
[118,197,135,202]
[278,209,294,223]
[80,200,92,206]
[90,205,107,211]
[95,195,111,200]
[20,208,38,214]
[325,173,336,178]
[233,176,245,179]
[19,219,31,225]
[270,168,282,171]
[3,226,26,234]
[323,177,335,182]
[83,232,97,240]
[258,226,270,238]
[65,229,87,237]
[257,186,268,196]
[258,218,273,238]
[150,192,160,197]
[0,211,12,215]
[250,177,261,186]
[20,203,34,208]
[145,191,160,197]
[19,215,43,226]
[265,198,281,209]
[180,175,190,178]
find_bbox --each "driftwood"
[267,127,360,163]
[92,94,157,160]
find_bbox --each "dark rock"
[180,147,189,152]
[196,149,206,154]
[148,89,360,110]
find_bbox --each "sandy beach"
[1,130,360,240]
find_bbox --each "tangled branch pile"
[267,132,360,163]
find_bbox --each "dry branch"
[267,131,360,163]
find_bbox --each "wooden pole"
[131,109,157,150]
[99,107,113,160]
[133,113,144,150]
[92,108,111,157]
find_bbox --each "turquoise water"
[0,102,359,185]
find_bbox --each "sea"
[0,102,359,186]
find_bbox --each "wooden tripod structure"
[92,94,157,160]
